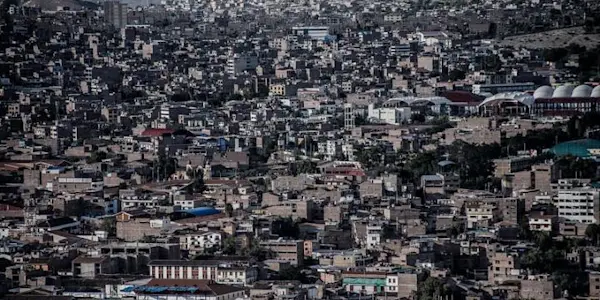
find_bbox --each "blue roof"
[179,207,221,217]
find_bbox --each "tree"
[153,148,178,181]
[272,217,300,239]
[448,69,466,81]
[87,151,107,163]
[186,168,206,193]
[222,236,237,255]
[586,224,600,246]
[279,266,314,283]
[417,277,451,300]
[225,203,234,218]
[411,113,426,123]
[100,218,116,236]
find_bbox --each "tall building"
[104,1,128,29]
[344,103,355,129]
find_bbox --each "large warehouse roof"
[550,139,600,158]
[478,92,534,108]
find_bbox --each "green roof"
[342,278,387,287]
[550,139,600,158]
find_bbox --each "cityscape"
[1,0,600,299]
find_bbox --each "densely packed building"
[1,0,600,299]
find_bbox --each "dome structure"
[552,85,574,98]
[533,85,554,99]
[592,86,600,98]
[550,139,600,158]
[572,85,593,98]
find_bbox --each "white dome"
[572,85,593,98]
[533,85,553,99]
[592,86,600,98]
[552,85,574,98]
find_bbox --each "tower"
[104,1,128,29]
[344,103,355,130]
[23,192,39,230]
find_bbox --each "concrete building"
[520,275,556,300]
[367,104,411,125]
[260,239,304,266]
[528,211,558,233]
[344,103,355,129]
[148,260,257,286]
[385,271,419,299]
[226,53,258,75]
[72,255,118,278]
[291,26,330,40]
[264,199,314,221]
[590,272,600,300]
[488,252,519,283]
[493,156,532,178]
[557,188,599,224]
[466,200,499,229]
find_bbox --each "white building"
[367,104,411,125]
[180,231,222,253]
[174,198,205,211]
[528,211,556,232]
[557,188,599,224]
[291,26,330,40]
[366,224,382,250]
[466,201,498,229]
[148,260,257,286]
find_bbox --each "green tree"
[100,218,116,236]
[153,148,178,181]
[586,224,600,246]
[448,69,466,81]
[87,151,107,163]
[417,277,451,300]
[225,203,234,218]
[411,113,426,123]
[186,168,206,193]
[222,236,237,255]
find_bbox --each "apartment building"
[493,156,533,178]
[466,200,499,229]
[557,188,599,224]
[385,271,419,299]
[264,200,314,221]
[488,252,519,283]
[528,211,558,233]
[259,239,304,266]
[179,231,223,255]
[148,260,257,286]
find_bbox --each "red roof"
[441,91,484,103]
[141,128,175,137]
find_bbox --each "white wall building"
[557,188,599,224]
[180,231,222,253]
[367,105,411,125]
[366,224,382,250]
